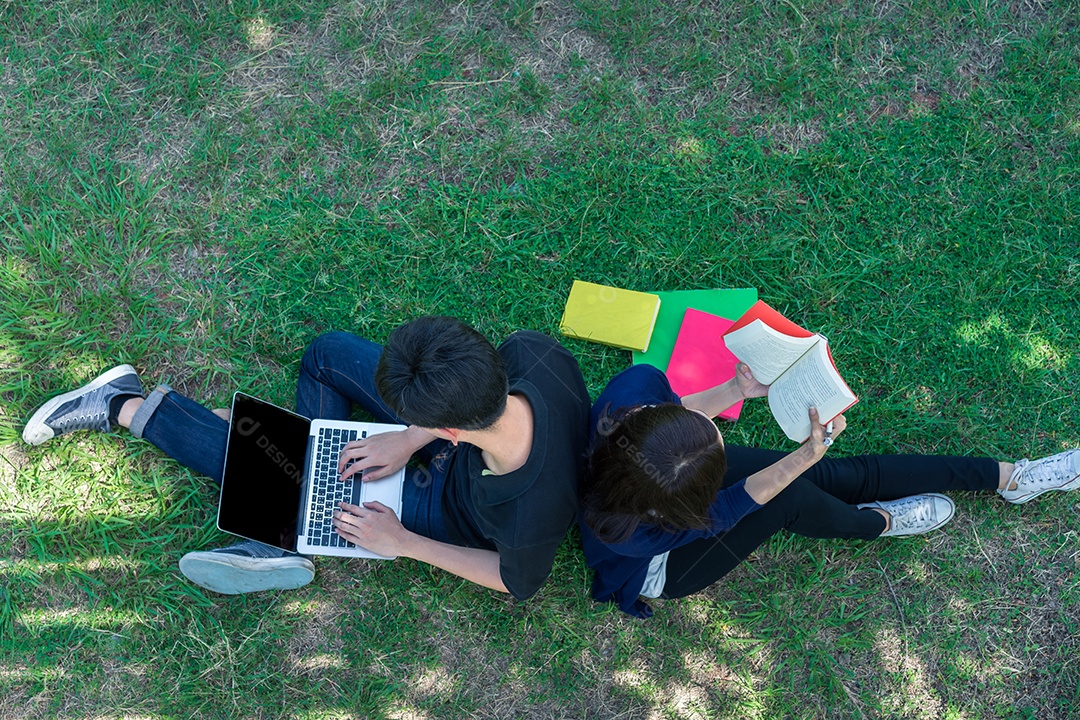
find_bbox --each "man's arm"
[333,500,509,593]
[400,534,508,593]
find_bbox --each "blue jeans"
[129,331,452,542]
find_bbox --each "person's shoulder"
[499,330,563,351]
[499,331,583,378]
[602,364,673,397]
[617,363,667,382]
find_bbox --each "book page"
[723,319,820,385]
[767,342,858,441]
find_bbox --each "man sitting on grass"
[23,317,591,599]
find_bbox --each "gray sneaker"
[859,493,956,537]
[178,540,315,595]
[998,450,1080,505]
[22,364,143,445]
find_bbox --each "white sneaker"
[998,450,1080,505]
[178,541,315,594]
[859,493,955,537]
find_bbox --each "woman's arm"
[681,363,769,416]
[743,408,847,505]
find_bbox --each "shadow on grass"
[2,424,1080,720]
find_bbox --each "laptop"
[217,392,406,559]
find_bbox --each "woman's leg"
[663,476,887,598]
[662,448,1002,599]
[723,445,1000,500]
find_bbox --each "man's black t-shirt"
[439,331,590,600]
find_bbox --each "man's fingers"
[363,500,391,513]
[337,444,372,472]
[341,464,388,483]
[340,456,384,482]
[339,463,363,482]
[333,503,368,537]
[333,501,383,544]
[360,466,388,482]
[339,463,364,482]
[335,526,365,545]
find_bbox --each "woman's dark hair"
[375,316,508,430]
[581,403,727,544]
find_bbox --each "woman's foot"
[22,365,143,445]
[859,493,956,537]
[998,450,1080,504]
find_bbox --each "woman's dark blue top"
[579,365,761,618]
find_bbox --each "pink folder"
[665,309,742,421]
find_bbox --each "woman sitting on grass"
[579,363,1080,618]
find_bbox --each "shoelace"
[890,497,934,532]
[215,539,284,558]
[54,409,106,430]
[1012,452,1076,490]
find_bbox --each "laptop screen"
[218,393,311,551]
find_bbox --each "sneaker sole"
[1000,473,1080,505]
[22,364,138,445]
[178,551,315,595]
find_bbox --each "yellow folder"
[558,280,661,352]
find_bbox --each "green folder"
[631,288,759,370]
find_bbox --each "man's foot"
[178,540,315,594]
[859,493,956,537]
[22,364,143,445]
[998,450,1080,505]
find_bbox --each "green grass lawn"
[2,0,1078,717]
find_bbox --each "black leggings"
[661,447,999,599]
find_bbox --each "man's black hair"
[375,316,509,431]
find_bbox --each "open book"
[723,301,858,442]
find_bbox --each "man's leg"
[22,365,315,594]
[23,364,228,480]
[296,331,454,541]
[296,331,399,423]
[127,387,316,595]
[296,331,447,461]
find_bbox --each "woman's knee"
[772,477,817,506]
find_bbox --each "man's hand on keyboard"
[333,500,408,556]
[338,428,424,482]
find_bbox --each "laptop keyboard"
[307,427,365,547]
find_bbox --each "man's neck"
[466,393,534,476]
